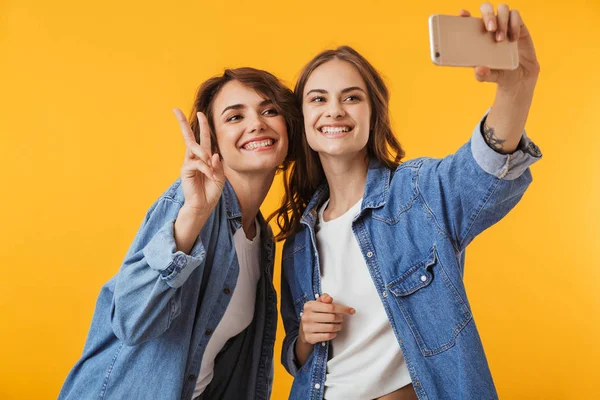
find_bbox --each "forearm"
[294,336,314,367]
[174,205,211,254]
[484,77,538,154]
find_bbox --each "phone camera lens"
[435,52,440,58]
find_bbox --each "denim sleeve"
[416,114,542,251]
[280,242,301,376]
[471,114,543,180]
[111,196,207,346]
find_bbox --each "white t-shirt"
[193,220,261,397]
[317,198,412,399]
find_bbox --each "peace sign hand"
[173,108,225,214]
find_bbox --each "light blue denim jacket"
[280,115,542,400]
[59,180,278,400]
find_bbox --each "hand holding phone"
[427,4,540,90]
[429,14,519,70]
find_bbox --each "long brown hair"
[268,46,405,241]
[188,67,301,170]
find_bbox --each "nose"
[326,99,346,119]
[248,112,266,134]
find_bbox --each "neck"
[224,166,276,239]
[319,150,369,220]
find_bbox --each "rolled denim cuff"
[285,336,301,376]
[471,114,542,181]
[143,219,206,288]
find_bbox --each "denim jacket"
[280,116,542,400]
[59,180,278,400]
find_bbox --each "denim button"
[314,293,319,299]
[382,291,388,297]
[299,311,303,317]
[314,383,321,389]
[205,329,212,335]
[367,251,373,258]
[187,374,196,382]
[223,288,231,295]
[321,342,326,347]
[420,275,427,282]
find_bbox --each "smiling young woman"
[58,68,301,400]
[273,3,542,400]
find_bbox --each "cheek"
[215,128,238,154]
[275,118,288,140]
[302,107,319,130]
[356,105,371,128]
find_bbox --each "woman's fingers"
[173,108,196,147]
[304,322,343,333]
[459,9,471,17]
[300,295,355,344]
[196,112,213,156]
[306,300,355,315]
[474,66,501,83]
[508,9,523,41]
[174,108,212,166]
[307,333,337,342]
[496,4,510,41]
[210,153,225,184]
[480,2,497,32]
[305,311,344,324]
[181,159,215,181]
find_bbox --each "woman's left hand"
[460,3,540,90]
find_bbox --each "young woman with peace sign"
[59,68,300,400]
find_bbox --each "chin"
[243,157,283,174]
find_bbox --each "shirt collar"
[300,158,391,228]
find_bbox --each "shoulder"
[157,179,185,206]
[388,157,439,194]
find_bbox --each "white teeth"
[320,126,350,134]
[243,139,274,150]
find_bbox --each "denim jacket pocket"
[387,245,472,357]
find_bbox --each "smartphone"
[429,14,519,70]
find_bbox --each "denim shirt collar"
[300,158,391,228]
[223,180,242,223]
[223,179,273,251]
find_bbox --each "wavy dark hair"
[268,46,405,241]
[188,67,301,171]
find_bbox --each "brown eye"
[344,95,361,102]
[226,114,242,122]
[262,108,279,116]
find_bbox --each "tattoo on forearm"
[482,122,506,152]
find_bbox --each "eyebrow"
[221,99,273,116]
[305,86,366,97]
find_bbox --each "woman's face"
[212,80,288,175]
[302,59,371,159]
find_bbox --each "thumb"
[317,293,333,304]
[474,66,500,83]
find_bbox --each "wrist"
[179,203,212,221]
[497,74,538,97]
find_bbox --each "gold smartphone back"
[429,14,519,70]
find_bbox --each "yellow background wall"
[1,0,598,398]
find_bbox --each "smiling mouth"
[242,139,276,150]
[318,126,353,135]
